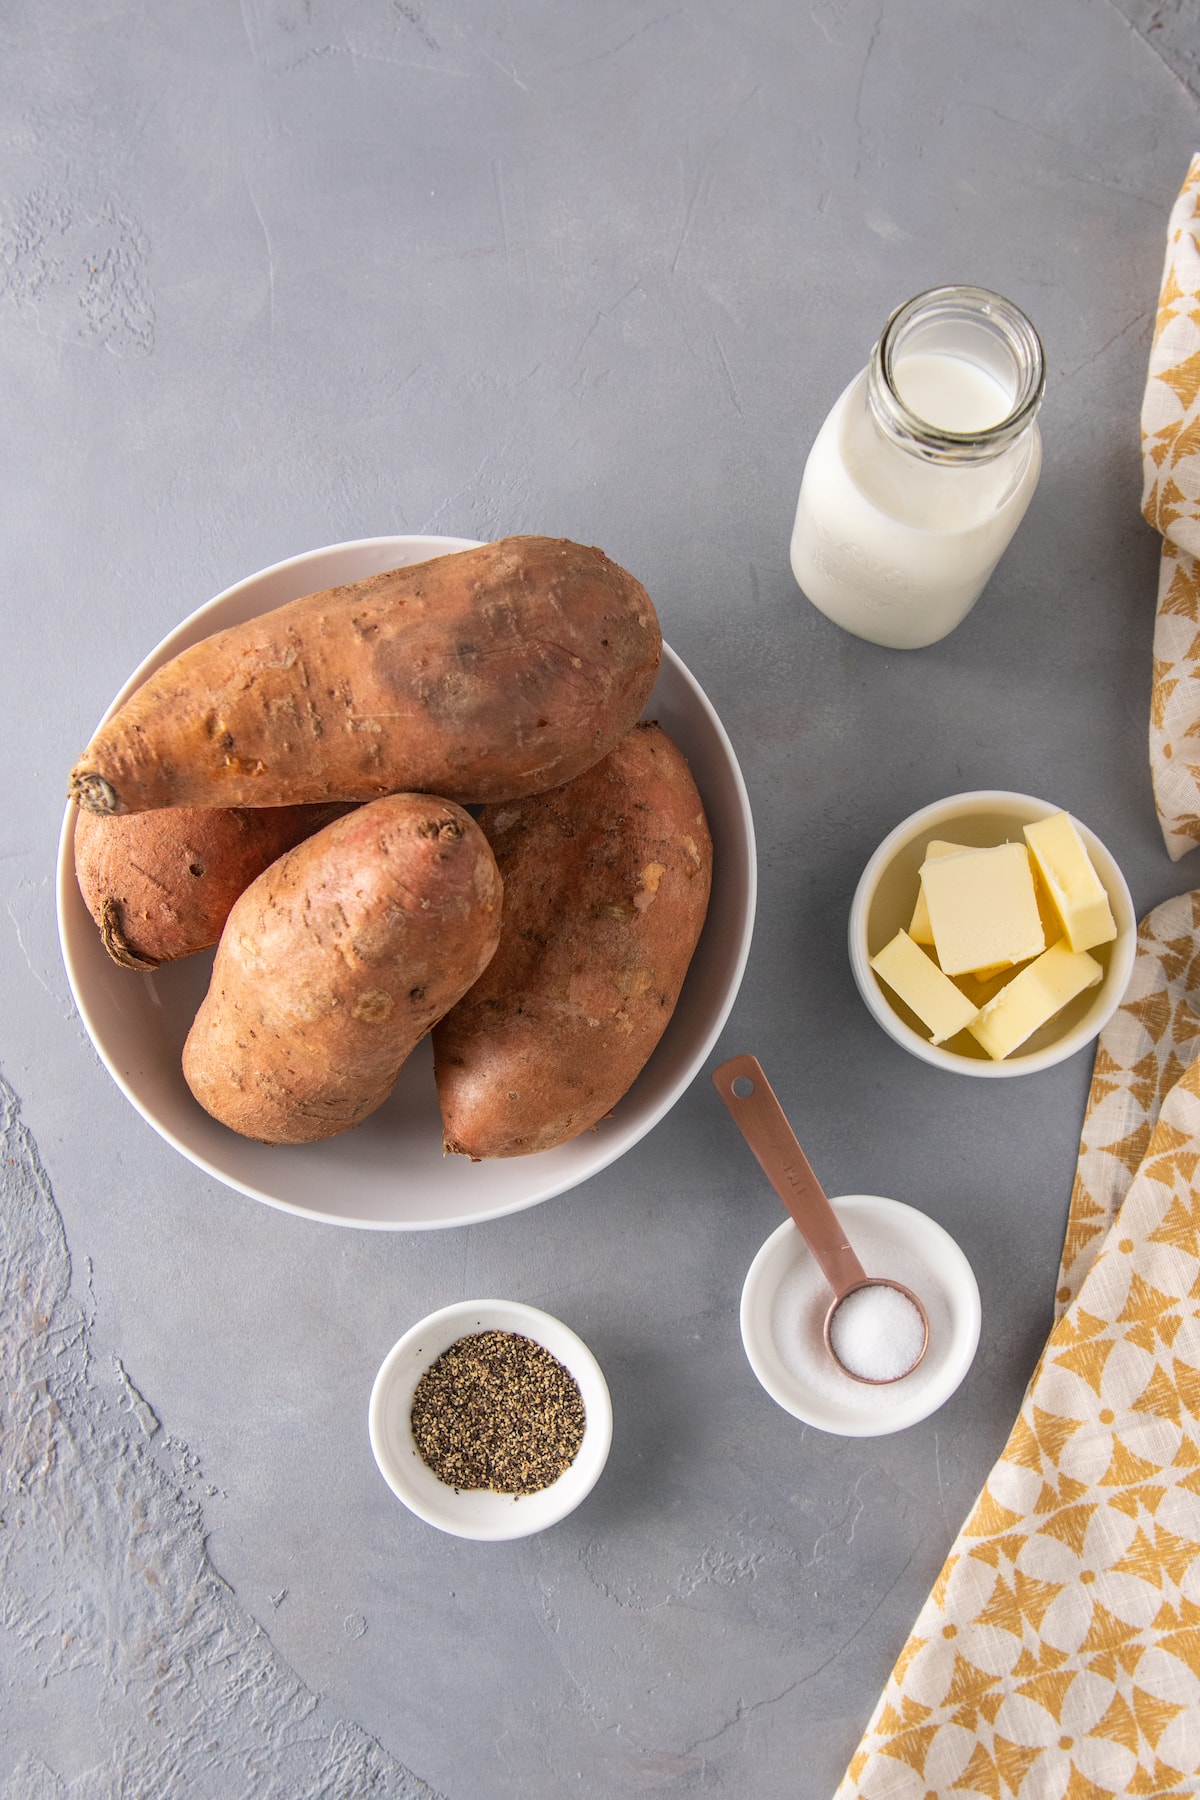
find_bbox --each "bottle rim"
[868,285,1045,464]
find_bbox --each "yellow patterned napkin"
[1146,155,1200,861]
[834,891,1200,1799]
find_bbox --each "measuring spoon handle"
[712,1054,868,1301]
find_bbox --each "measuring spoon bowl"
[824,1277,930,1385]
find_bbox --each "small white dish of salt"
[740,1196,981,1437]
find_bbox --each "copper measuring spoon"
[712,1054,929,1385]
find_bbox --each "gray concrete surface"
[2,1,1197,1795]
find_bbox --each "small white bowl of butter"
[849,791,1136,1077]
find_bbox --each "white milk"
[892,352,1012,434]
[790,291,1044,649]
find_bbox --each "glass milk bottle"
[789,286,1045,650]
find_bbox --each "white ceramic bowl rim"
[368,1298,613,1539]
[848,788,1137,1078]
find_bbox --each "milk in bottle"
[790,287,1045,650]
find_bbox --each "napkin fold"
[1146,155,1200,861]
[836,164,1200,1800]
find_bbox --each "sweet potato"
[73,802,354,969]
[69,537,662,815]
[182,795,502,1144]
[433,722,712,1158]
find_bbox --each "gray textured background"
[2,2,1198,1796]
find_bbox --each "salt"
[766,1216,951,1417]
[828,1284,926,1382]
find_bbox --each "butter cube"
[920,843,1045,977]
[968,938,1103,1060]
[1023,812,1117,954]
[909,840,972,945]
[870,930,980,1044]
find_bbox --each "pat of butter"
[870,930,980,1044]
[909,840,972,945]
[920,842,1045,977]
[1023,812,1117,954]
[968,938,1103,1060]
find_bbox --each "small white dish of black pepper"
[368,1299,613,1540]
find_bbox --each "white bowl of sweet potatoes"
[57,535,756,1228]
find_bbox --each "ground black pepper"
[410,1329,586,1496]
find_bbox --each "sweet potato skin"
[433,722,712,1158]
[73,802,353,969]
[69,537,662,815]
[182,795,502,1144]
